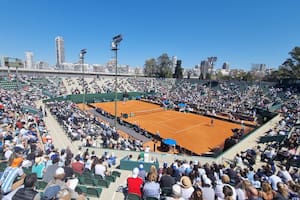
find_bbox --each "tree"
[144,58,157,77]
[173,60,183,79]
[269,46,300,81]
[157,53,173,78]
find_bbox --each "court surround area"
[91,100,253,155]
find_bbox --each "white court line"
[174,122,204,134]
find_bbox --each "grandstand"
[0,72,300,199]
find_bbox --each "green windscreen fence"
[43,92,152,104]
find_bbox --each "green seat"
[84,177,95,186]
[23,167,32,175]
[75,185,87,194]
[161,187,172,196]
[94,174,104,180]
[127,193,142,200]
[35,181,48,190]
[112,171,121,177]
[78,176,85,185]
[145,197,159,200]
[82,172,93,178]
[94,179,109,188]
[105,175,116,182]
[86,187,102,198]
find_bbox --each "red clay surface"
[91,100,252,155]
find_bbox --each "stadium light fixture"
[80,49,87,110]
[111,34,122,129]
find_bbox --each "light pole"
[207,56,217,102]
[80,49,87,110]
[111,34,123,129]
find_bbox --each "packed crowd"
[1,75,300,200]
[125,152,300,200]
[0,87,126,199]
[46,100,144,152]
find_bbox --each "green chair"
[94,179,109,188]
[161,187,172,196]
[112,170,121,177]
[75,185,87,194]
[127,193,141,200]
[78,176,86,185]
[94,174,104,180]
[105,175,116,182]
[84,177,95,186]
[82,172,93,178]
[86,187,102,198]
[145,197,159,200]
[35,181,48,190]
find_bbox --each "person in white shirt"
[94,158,107,178]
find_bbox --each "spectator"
[94,158,107,178]
[160,167,176,188]
[0,157,26,195]
[42,156,60,182]
[189,187,204,200]
[138,164,147,181]
[200,175,215,200]
[143,172,160,199]
[71,156,84,175]
[44,167,82,200]
[215,175,236,200]
[12,173,40,200]
[127,167,143,198]
[57,188,72,200]
[223,185,234,200]
[31,156,45,179]
[179,176,194,200]
[258,182,275,200]
[62,159,74,181]
[166,184,184,200]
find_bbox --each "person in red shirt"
[71,156,84,175]
[127,167,144,197]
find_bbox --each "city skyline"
[0,0,300,69]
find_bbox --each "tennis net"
[130,107,166,117]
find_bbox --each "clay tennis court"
[91,100,252,155]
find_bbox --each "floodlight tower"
[80,49,87,110]
[111,34,123,129]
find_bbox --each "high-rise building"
[172,56,177,73]
[251,63,266,72]
[200,60,210,79]
[25,51,34,69]
[55,36,65,69]
[222,62,230,71]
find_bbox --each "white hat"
[204,177,212,185]
[139,164,144,169]
[55,167,65,176]
[172,184,182,198]
[132,167,139,178]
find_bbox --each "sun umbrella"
[178,103,186,107]
[162,138,177,146]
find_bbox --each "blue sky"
[0,0,299,70]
